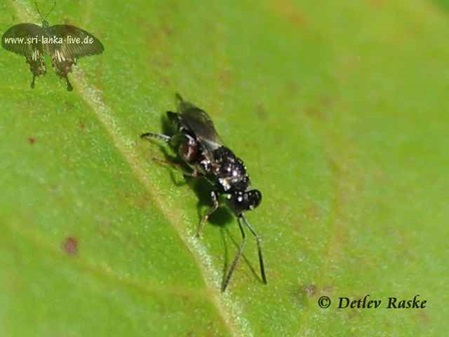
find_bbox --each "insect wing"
[2,23,46,88]
[1,23,43,57]
[46,24,104,58]
[45,24,104,91]
[180,107,224,150]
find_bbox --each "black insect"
[1,2,104,91]
[141,94,267,291]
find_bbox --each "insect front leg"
[197,190,220,237]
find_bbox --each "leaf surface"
[0,0,447,336]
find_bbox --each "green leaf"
[1,0,447,336]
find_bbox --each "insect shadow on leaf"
[1,1,104,91]
[141,94,267,291]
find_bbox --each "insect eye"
[227,189,262,215]
[247,189,262,210]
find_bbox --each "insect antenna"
[34,1,56,26]
[35,1,56,22]
[241,214,267,285]
[221,217,247,292]
[221,215,266,291]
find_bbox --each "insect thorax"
[207,146,250,193]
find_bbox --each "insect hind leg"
[140,132,171,142]
[26,53,46,89]
[65,77,73,91]
[31,74,36,89]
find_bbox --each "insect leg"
[197,190,219,237]
[240,215,267,284]
[31,74,37,89]
[65,77,73,91]
[26,52,46,89]
[140,132,171,142]
[141,132,200,182]
[221,217,247,291]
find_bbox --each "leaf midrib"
[9,1,252,336]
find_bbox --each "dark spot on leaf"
[293,284,316,308]
[305,106,325,119]
[304,201,321,221]
[272,0,308,28]
[217,68,233,88]
[367,0,386,8]
[62,237,78,255]
[285,80,300,95]
[416,310,429,324]
[28,137,36,144]
[135,191,155,210]
[162,24,173,36]
[64,100,75,110]
[320,95,334,108]
[304,284,317,296]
